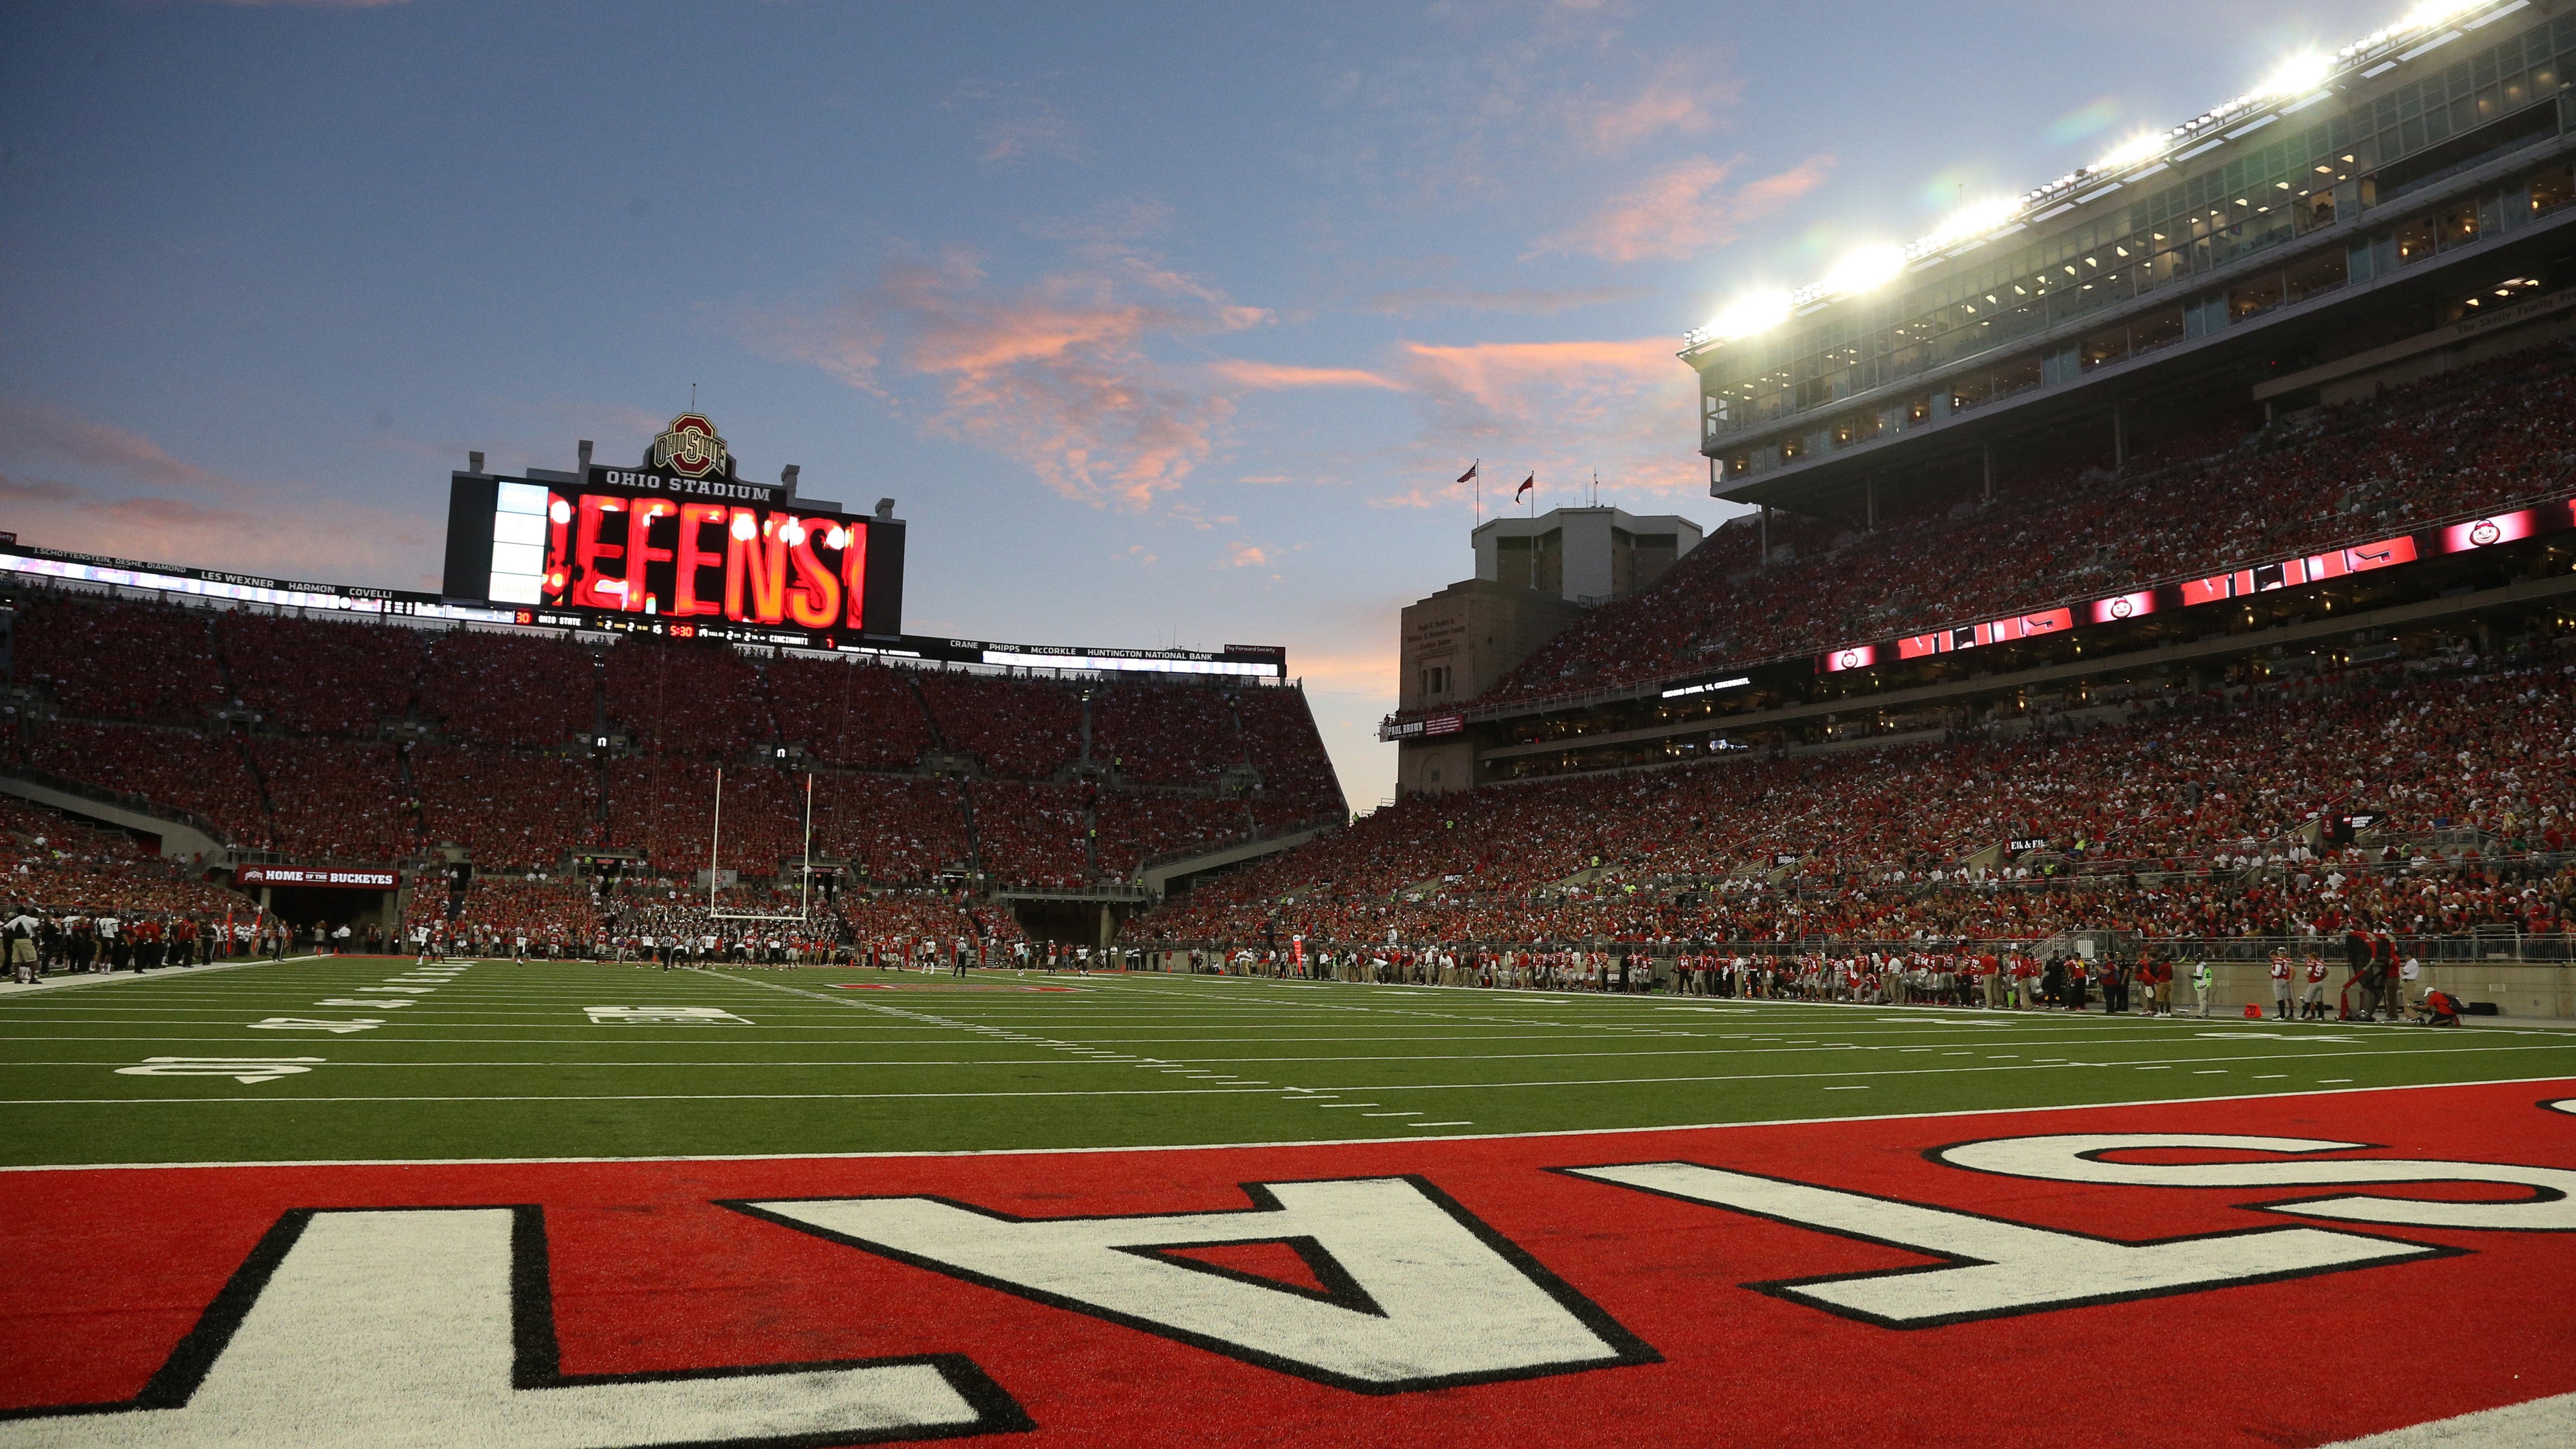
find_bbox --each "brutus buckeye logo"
[2468,518,2502,547]
[2107,596,2135,619]
[652,413,732,479]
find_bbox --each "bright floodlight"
[781,520,806,546]
[1709,290,1794,340]
[2260,49,2333,98]
[826,525,850,550]
[1820,244,1907,298]
[2399,1,2485,32]
[1926,196,2021,248]
[729,512,758,541]
[2093,132,2168,173]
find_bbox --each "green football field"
[5,953,2575,1168]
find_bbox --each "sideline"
[0,953,330,998]
[4,1073,2566,1173]
[1091,972,2576,1033]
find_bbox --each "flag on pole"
[1456,462,1479,485]
[1514,472,1534,501]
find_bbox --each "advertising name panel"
[1818,498,2575,675]
[0,541,1286,682]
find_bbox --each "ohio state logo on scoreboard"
[651,413,731,479]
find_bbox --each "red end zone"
[4,1080,2572,1448]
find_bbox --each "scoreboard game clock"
[440,413,908,641]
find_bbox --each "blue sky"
[1,0,2346,804]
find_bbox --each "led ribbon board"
[1813,497,2574,676]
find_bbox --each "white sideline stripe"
[2320,1391,2576,1447]
[5,1039,2564,1085]
[5,1072,2569,1172]
[10,1033,2540,1068]
[0,955,317,996]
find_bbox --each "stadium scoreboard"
[0,409,1289,683]
[441,413,908,640]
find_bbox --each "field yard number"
[246,1017,384,1033]
[586,1006,752,1025]
[733,1176,1655,1393]
[116,1057,324,1084]
[0,1208,1024,1448]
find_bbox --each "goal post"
[706,766,822,925]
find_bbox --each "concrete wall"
[1472,507,1702,602]
[1394,738,1476,797]
[2190,959,2574,1020]
[1397,578,1584,714]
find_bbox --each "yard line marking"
[17,1074,2576,1171]
[2320,1078,2355,1083]
[1361,1111,1422,1117]
[1823,1085,1870,1091]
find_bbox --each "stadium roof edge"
[1682,0,2543,351]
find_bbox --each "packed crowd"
[421,629,598,747]
[915,671,1083,779]
[1095,683,1241,785]
[1135,655,2576,958]
[966,781,1095,888]
[0,797,244,922]
[1475,342,2576,710]
[409,744,600,874]
[764,655,936,772]
[5,583,1343,887]
[24,722,270,843]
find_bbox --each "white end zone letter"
[730,1175,1658,1393]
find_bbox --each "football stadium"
[5,1,2576,1446]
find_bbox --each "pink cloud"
[1379,335,1702,506]
[756,241,1270,510]
[1562,58,1740,154]
[1207,360,1405,391]
[1532,153,1833,264]
[2,470,441,587]
[0,397,214,489]
[0,398,442,587]
[1363,284,1642,318]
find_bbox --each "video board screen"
[445,472,905,638]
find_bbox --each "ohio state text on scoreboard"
[440,414,906,639]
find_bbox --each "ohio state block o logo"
[652,413,731,479]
